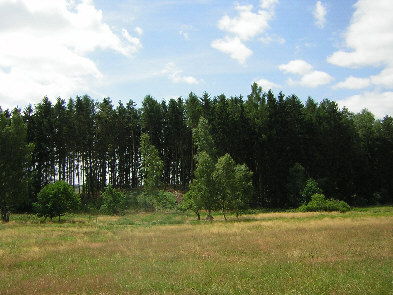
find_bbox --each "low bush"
[299,193,350,213]
[100,185,128,215]
[153,191,177,210]
[300,178,323,205]
[34,181,81,221]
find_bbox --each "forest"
[1,83,393,218]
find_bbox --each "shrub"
[153,191,177,210]
[299,193,350,213]
[34,181,81,221]
[100,185,128,215]
[300,178,322,204]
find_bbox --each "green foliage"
[103,189,178,212]
[99,185,128,215]
[233,163,254,215]
[298,193,351,213]
[193,117,216,158]
[185,152,253,220]
[301,178,322,205]
[286,163,307,207]
[214,154,237,219]
[3,85,393,214]
[0,109,33,221]
[34,181,81,221]
[186,151,217,219]
[140,133,164,194]
[214,154,253,219]
[151,191,177,210]
[182,189,202,220]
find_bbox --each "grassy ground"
[1,207,393,294]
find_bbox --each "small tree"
[214,154,237,220]
[286,163,307,207]
[233,163,253,217]
[0,109,33,222]
[182,189,203,220]
[301,178,322,205]
[186,151,217,220]
[34,181,80,221]
[214,154,253,220]
[100,184,127,215]
[140,133,163,195]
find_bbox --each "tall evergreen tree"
[0,109,33,221]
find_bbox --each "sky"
[0,0,393,118]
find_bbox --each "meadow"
[1,207,393,294]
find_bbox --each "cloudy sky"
[1,0,393,118]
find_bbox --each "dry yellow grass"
[1,210,393,294]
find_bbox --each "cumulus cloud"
[217,4,272,41]
[122,28,142,51]
[212,1,280,64]
[337,91,393,118]
[279,59,314,75]
[328,0,393,116]
[299,71,333,88]
[327,0,393,69]
[163,63,199,85]
[371,67,393,88]
[279,59,333,87]
[0,0,141,108]
[313,1,327,29]
[260,0,279,11]
[211,37,252,64]
[333,76,371,89]
[254,78,280,91]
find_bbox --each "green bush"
[153,191,177,210]
[300,178,322,205]
[100,185,128,215]
[298,193,350,213]
[136,193,155,211]
[34,181,81,221]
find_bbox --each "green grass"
[1,207,393,294]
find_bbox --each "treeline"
[1,83,393,213]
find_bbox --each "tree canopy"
[1,83,393,218]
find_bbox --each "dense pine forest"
[1,83,393,216]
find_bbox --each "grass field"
[1,207,393,294]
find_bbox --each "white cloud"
[134,26,143,36]
[300,71,333,88]
[218,4,272,41]
[327,0,393,69]
[179,30,189,40]
[279,59,333,87]
[179,25,194,41]
[122,28,142,51]
[337,91,393,118]
[327,0,393,115]
[279,60,313,75]
[163,63,199,85]
[371,67,393,88]
[259,34,285,45]
[212,1,280,64]
[211,37,252,64]
[0,0,141,108]
[313,1,327,29]
[260,0,279,11]
[334,76,370,89]
[254,78,280,90]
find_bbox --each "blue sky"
[1,0,393,118]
